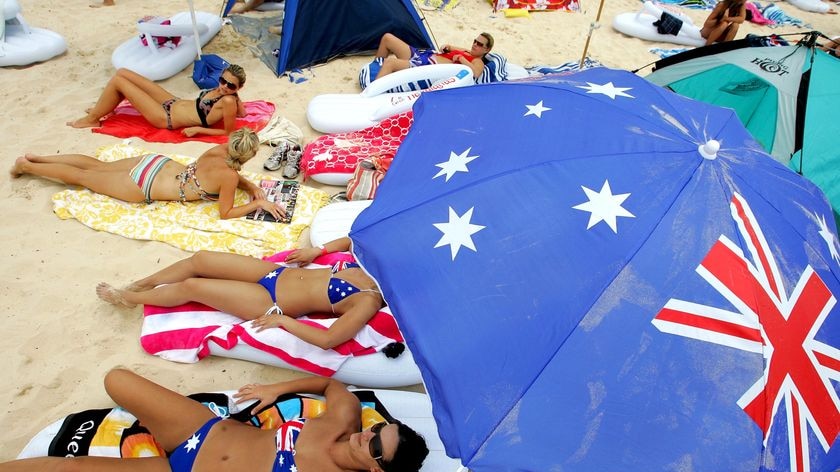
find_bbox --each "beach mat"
[51,144,330,257]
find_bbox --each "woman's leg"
[722,23,739,42]
[68,69,175,128]
[375,57,412,80]
[0,456,170,472]
[701,21,730,45]
[10,157,146,202]
[375,33,413,59]
[23,153,142,171]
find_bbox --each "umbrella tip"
[698,140,720,160]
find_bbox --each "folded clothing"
[92,100,276,144]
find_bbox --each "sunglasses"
[368,422,387,468]
[219,76,239,91]
[473,39,488,48]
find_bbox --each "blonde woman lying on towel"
[0,369,429,472]
[96,237,383,350]
[10,127,284,220]
[68,65,247,137]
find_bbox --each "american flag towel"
[140,254,404,377]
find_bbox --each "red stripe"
[656,307,764,343]
[732,196,780,298]
[140,326,221,355]
[816,351,840,373]
[792,396,804,472]
[233,325,336,376]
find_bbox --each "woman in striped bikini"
[10,127,284,220]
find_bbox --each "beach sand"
[1,0,837,459]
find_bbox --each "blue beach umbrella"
[349,68,840,471]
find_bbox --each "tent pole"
[579,0,606,69]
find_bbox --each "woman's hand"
[249,186,267,201]
[285,247,321,266]
[255,199,286,221]
[182,126,202,137]
[251,311,286,332]
[233,383,279,414]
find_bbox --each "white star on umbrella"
[434,148,479,182]
[289,464,297,472]
[184,433,201,453]
[815,212,840,264]
[263,270,279,279]
[576,82,634,99]
[524,100,551,118]
[433,207,486,260]
[572,180,635,233]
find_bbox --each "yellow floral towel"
[52,144,330,257]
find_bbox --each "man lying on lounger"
[374,32,494,80]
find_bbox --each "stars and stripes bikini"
[257,262,380,317]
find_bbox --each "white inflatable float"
[1,0,66,67]
[612,1,706,47]
[307,63,473,134]
[310,200,374,247]
[17,388,460,472]
[786,0,831,12]
[112,11,223,81]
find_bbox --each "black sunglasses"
[473,39,488,48]
[369,422,387,468]
[219,76,239,91]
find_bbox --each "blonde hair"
[226,64,246,87]
[226,127,259,170]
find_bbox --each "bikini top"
[437,49,477,63]
[328,261,381,309]
[195,89,235,127]
[175,162,220,202]
[273,418,306,472]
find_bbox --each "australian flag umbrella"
[349,68,840,471]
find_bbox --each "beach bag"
[193,54,229,89]
[138,16,182,48]
[346,154,394,201]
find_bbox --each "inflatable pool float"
[309,200,373,247]
[256,0,285,11]
[612,1,705,47]
[1,0,66,67]
[16,388,460,471]
[307,63,472,134]
[111,11,222,81]
[786,0,831,12]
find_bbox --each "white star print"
[815,212,840,264]
[278,455,284,466]
[572,180,635,233]
[433,207,486,260]
[576,82,634,99]
[264,270,279,279]
[184,433,201,453]
[289,464,297,472]
[434,148,479,182]
[524,100,551,118]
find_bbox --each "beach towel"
[51,144,330,258]
[745,2,776,24]
[649,0,716,9]
[92,100,276,144]
[422,0,461,10]
[141,251,404,377]
[649,46,692,58]
[29,390,392,459]
[754,2,809,27]
[493,0,580,11]
[302,112,414,181]
[526,57,604,75]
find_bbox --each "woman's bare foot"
[96,282,137,308]
[10,156,29,178]
[67,116,102,128]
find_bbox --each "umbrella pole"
[579,0,606,69]
[187,0,203,60]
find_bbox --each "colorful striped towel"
[754,2,809,27]
[140,252,404,377]
[526,57,604,76]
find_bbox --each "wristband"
[318,245,328,257]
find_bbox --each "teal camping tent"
[647,33,840,223]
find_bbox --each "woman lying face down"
[95,237,385,350]
[0,368,429,472]
[68,65,248,137]
[10,127,285,220]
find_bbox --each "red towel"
[92,100,276,144]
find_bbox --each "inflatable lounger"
[112,11,223,81]
[1,0,66,67]
[16,388,460,471]
[787,0,831,13]
[612,1,705,48]
[309,200,373,247]
[307,63,473,134]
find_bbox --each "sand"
[1,0,837,460]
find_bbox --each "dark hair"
[383,422,429,472]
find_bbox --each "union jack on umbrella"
[349,68,840,471]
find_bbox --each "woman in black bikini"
[67,65,247,137]
[10,127,285,220]
[96,237,384,350]
[0,369,429,472]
